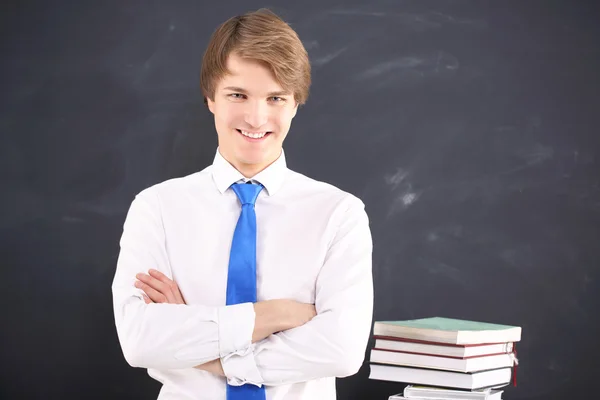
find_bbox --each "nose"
[244,100,269,128]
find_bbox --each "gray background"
[1,1,599,399]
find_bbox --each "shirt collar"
[211,147,287,196]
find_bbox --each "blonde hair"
[200,9,311,105]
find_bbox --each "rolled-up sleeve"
[112,190,255,370]
[220,343,264,386]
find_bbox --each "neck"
[220,150,281,179]
[235,162,269,179]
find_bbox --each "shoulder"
[133,165,212,206]
[284,169,366,214]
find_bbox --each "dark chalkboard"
[2,1,599,399]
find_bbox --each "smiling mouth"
[236,129,272,139]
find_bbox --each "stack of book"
[368,317,521,399]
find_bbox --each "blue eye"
[269,96,285,102]
[229,93,246,99]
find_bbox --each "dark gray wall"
[2,1,599,399]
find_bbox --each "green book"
[373,317,521,345]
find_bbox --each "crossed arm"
[112,191,373,387]
[135,269,317,376]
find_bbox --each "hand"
[135,269,186,305]
[135,269,224,377]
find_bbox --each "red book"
[373,335,514,359]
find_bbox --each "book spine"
[512,343,519,387]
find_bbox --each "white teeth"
[240,130,267,139]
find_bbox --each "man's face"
[207,53,298,175]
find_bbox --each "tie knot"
[231,182,263,206]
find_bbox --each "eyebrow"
[223,86,291,97]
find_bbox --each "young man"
[111,8,373,400]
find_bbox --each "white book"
[404,384,503,399]
[370,349,515,373]
[388,394,502,400]
[369,364,512,390]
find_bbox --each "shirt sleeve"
[221,195,374,386]
[111,190,256,370]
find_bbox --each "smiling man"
[207,53,298,178]
[111,8,373,400]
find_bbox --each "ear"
[206,97,215,114]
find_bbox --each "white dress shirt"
[111,148,374,400]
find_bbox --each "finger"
[142,293,152,304]
[135,280,167,303]
[148,269,170,282]
[149,269,186,305]
[174,290,186,305]
[136,273,174,303]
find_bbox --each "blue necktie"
[226,182,266,400]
